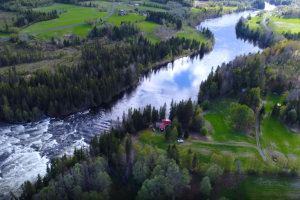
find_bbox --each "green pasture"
[269,16,300,33]
[204,98,255,145]
[0,32,9,37]
[21,4,108,34]
[106,14,146,26]
[34,24,92,40]
[261,116,300,159]
[240,176,300,200]
[264,93,285,114]
[248,16,263,30]
[139,129,262,166]
[137,20,158,34]
[175,26,205,43]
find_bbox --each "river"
[0,5,272,199]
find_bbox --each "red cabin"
[156,119,172,131]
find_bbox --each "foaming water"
[0,8,270,199]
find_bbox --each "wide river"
[0,3,275,198]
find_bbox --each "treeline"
[87,22,140,40]
[198,40,300,110]
[0,44,44,67]
[0,36,202,122]
[236,17,285,46]
[14,9,58,27]
[53,0,89,4]
[16,103,300,200]
[251,0,265,9]
[269,0,292,5]
[282,30,300,41]
[142,1,170,10]
[150,0,194,7]
[146,11,182,30]
[0,0,53,11]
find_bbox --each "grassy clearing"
[35,24,92,40]
[240,176,300,200]
[21,3,108,33]
[106,14,146,26]
[175,26,205,43]
[261,116,300,159]
[139,129,262,165]
[269,16,300,33]
[136,20,158,34]
[204,98,255,145]
[248,16,263,30]
[145,35,160,43]
[264,93,285,114]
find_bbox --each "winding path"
[0,2,118,41]
[262,12,272,32]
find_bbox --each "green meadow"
[139,129,262,165]
[204,98,256,145]
[248,16,263,30]
[261,116,300,159]
[240,176,300,200]
[269,16,300,33]
[21,3,108,34]
[264,93,285,114]
[175,26,205,43]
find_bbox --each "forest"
[0,35,202,123]
[146,11,182,30]
[14,9,58,27]
[198,40,300,125]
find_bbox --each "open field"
[175,26,205,43]
[248,16,263,30]
[264,93,285,114]
[106,14,146,26]
[139,129,263,165]
[240,176,300,200]
[21,3,108,34]
[136,20,158,34]
[261,116,300,160]
[34,24,92,40]
[204,98,256,145]
[269,16,300,33]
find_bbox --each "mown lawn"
[175,26,206,43]
[21,3,108,33]
[269,16,300,33]
[204,98,256,145]
[240,176,300,200]
[261,116,300,159]
[106,14,146,26]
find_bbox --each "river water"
[0,6,270,199]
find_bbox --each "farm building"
[156,119,172,131]
[118,9,127,15]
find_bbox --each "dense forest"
[0,35,202,122]
[251,0,265,9]
[14,99,300,200]
[146,11,182,30]
[198,40,300,124]
[269,0,292,5]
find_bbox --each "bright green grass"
[175,26,205,43]
[137,21,158,34]
[261,116,300,159]
[139,129,262,165]
[35,24,92,40]
[269,16,300,33]
[240,176,300,200]
[21,4,108,34]
[205,98,255,145]
[106,14,146,26]
[0,32,9,37]
[248,16,263,30]
[264,93,285,114]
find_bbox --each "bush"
[202,100,211,111]
[200,127,208,136]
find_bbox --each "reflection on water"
[0,9,267,199]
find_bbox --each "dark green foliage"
[167,144,179,164]
[259,105,265,116]
[202,100,210,110]
[0,36,200,122]
[184,129,189,138]
[271,104,280,116]
[251,0,265,9]
[165,126,171,140]
[19,181,36,200]
[239,87,260,109]
[146,11,182,30]
[200,127,208,136]
[14,9,58,27]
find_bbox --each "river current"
[0,3,275,198]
